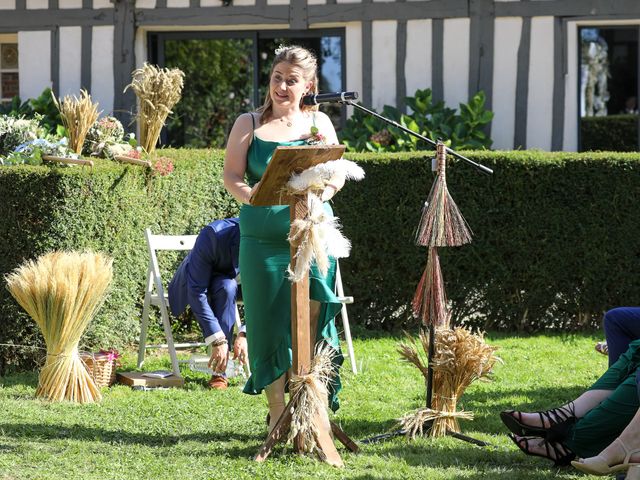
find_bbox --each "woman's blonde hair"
[257,45,319,124]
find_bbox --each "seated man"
[168,217,246,390]
[597,307,640,366]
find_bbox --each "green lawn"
[0,332,611,479]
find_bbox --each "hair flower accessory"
[274,44,290,56]
[306,126,326,145]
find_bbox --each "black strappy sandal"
[508,434,576,467]
[500,401,576,442]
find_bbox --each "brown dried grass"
[125,63,185,153]
[5,251,113,403]
[398,327,500,436]
[52,89,101,154]
[288,343,336,454]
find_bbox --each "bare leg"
[265,374,287,433]
[512,389,613,428]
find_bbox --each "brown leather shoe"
[207,375,228,390]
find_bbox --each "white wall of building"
[0,0,16,9]
[492,17,521,150]
[59,26,82,97]
[405,19,432,98]
[18,31,51,99]
[563,20,579,151]
[91,26,114,115]
[371,20,397,110]
[443,17,469,108]
[345,22,362,118]
[92,0,112,8]
[26,0,47,9]
[526,16,554,150]
[59,0,82,8]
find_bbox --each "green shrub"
[333,150,640,333]
[3,148,640,372]
[0,149,238,374]
[580,114,638,152]
[340,89,493,152]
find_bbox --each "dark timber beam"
[551,16,565,151]
[396,20,407,113]
[113,0,136,126]
[51,27,59,96]
[135,0,467,26]
[468,0,494,104]
[494,0,640,17]
[308,0,467,23]
[513,16,532,150]
[136,6,289,25]
[81,25,92,92]
[289,0,308,29]
[0,9,113,29]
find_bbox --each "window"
[579,26,639,151]
[148,30,345,148]
[0,34,19,104]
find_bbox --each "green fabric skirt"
[239,202,343,411]
[564,339,640,457]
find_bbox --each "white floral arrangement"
[83,116,126,157]
[0,115,44,158]
[1,137,78,166]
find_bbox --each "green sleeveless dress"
[239,119,343,411]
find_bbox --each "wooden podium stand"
[250,145,358,466]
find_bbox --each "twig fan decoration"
[399,141,499,442]
[412,141,472,328]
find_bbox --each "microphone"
[302,91,359,106]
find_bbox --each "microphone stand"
[343,100,493,175]
[340,99,492,447]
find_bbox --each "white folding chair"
[137,228,199,376]
[335,260,357,374]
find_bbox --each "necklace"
[279,117,293,127]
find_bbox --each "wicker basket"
[81,352,117,387]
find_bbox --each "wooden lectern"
[251,145,358,466]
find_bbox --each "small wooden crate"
[81,352,117,387]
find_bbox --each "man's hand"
[233,333,248,367]
[208,342,229,374]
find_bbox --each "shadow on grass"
[0,422,258,457]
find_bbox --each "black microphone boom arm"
[345,100,493,175]
[302,91,359,106]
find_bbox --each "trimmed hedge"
[332,150,640,333]
[0,150,238,374]
[580,114,638,152]
[2,148,640,372]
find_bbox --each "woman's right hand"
[246,181,261,204]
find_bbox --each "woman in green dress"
[223,45,345,432]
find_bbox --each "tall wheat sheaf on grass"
[125,63,185,153]
[52,89,101,154]
[398,328,500,438]
[5,251,113,403]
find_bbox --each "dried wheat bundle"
[52,89,101,154]
[399,407,473,439]
[5,251,113,403]
[412,247,450,328]
[125,63,185,153]
[415,142,472,247]
[398,327,500,436]
[288,343,336,454]
[287,193,350,282]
